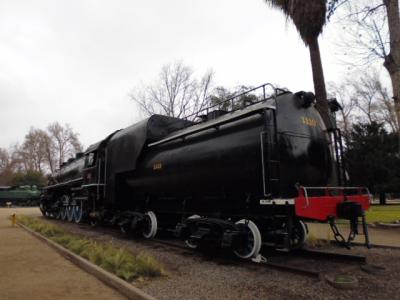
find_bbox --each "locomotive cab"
[83,151,98,184]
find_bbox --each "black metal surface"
[42,86,342,250]
[124,91,335,216]
[51,157,85,185]
[105,115,192,205]
[45,88,337,211]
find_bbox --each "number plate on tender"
[260,199,270,205]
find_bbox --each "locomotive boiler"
[41,84,371,259]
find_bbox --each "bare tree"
[0,146,25,185]
[328,0,400,141]
[329,70,398,133]
[0,148,9,174]
[39,130,57,174]
[375,80,399,132]
[130,61,214,120]
[0,148,12,185]
[330,0,388,67]
[0,123,82,181]
[18,128,48,173]
[351,75,383,124]
[47,122,83,168]
[350,71,398,132]
[327,82,357,135]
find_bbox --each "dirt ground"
[0,207,127,300]
[44,215,400,300]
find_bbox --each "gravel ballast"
[46,219,400,300]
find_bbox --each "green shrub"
[17,215,166,281]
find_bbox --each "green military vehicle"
[0,185,41,206]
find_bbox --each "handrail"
[43,177,83,190]
[183,83,279,121]
[298,186,370,190]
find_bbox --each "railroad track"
[148,237,368,278]
[45,218,367,279]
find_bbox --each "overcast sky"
[0,0,348,149]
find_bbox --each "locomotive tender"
[41,84,371,259]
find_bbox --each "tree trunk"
[308,37,332,130]
[383,0,400,150]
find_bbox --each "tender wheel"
[234,219,262,259]
[185,215,201,249]
[142,211,157,239]
[74,201,84,223]
[290,220,308,249]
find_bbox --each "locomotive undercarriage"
[42,186,371,259]
[173,213,308,258]
[41,191,308,259]
[41,182,370,259]
[40,185,91,224]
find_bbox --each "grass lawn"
[366,205,400,223]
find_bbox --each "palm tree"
[265,0,332,128]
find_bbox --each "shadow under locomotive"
[40,84,371,259]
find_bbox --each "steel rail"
[293,248,367,263]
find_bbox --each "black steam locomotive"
[40,84,371,259]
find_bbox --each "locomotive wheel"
[67,205,75,222]
[234,219,262,259]
[61,206,67,220]
[74,201,84,223]
[39,203,46,216]
[185,215,201,249]
[142,211,157,239]
[54,207,61,220]
[60,195,69,221]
